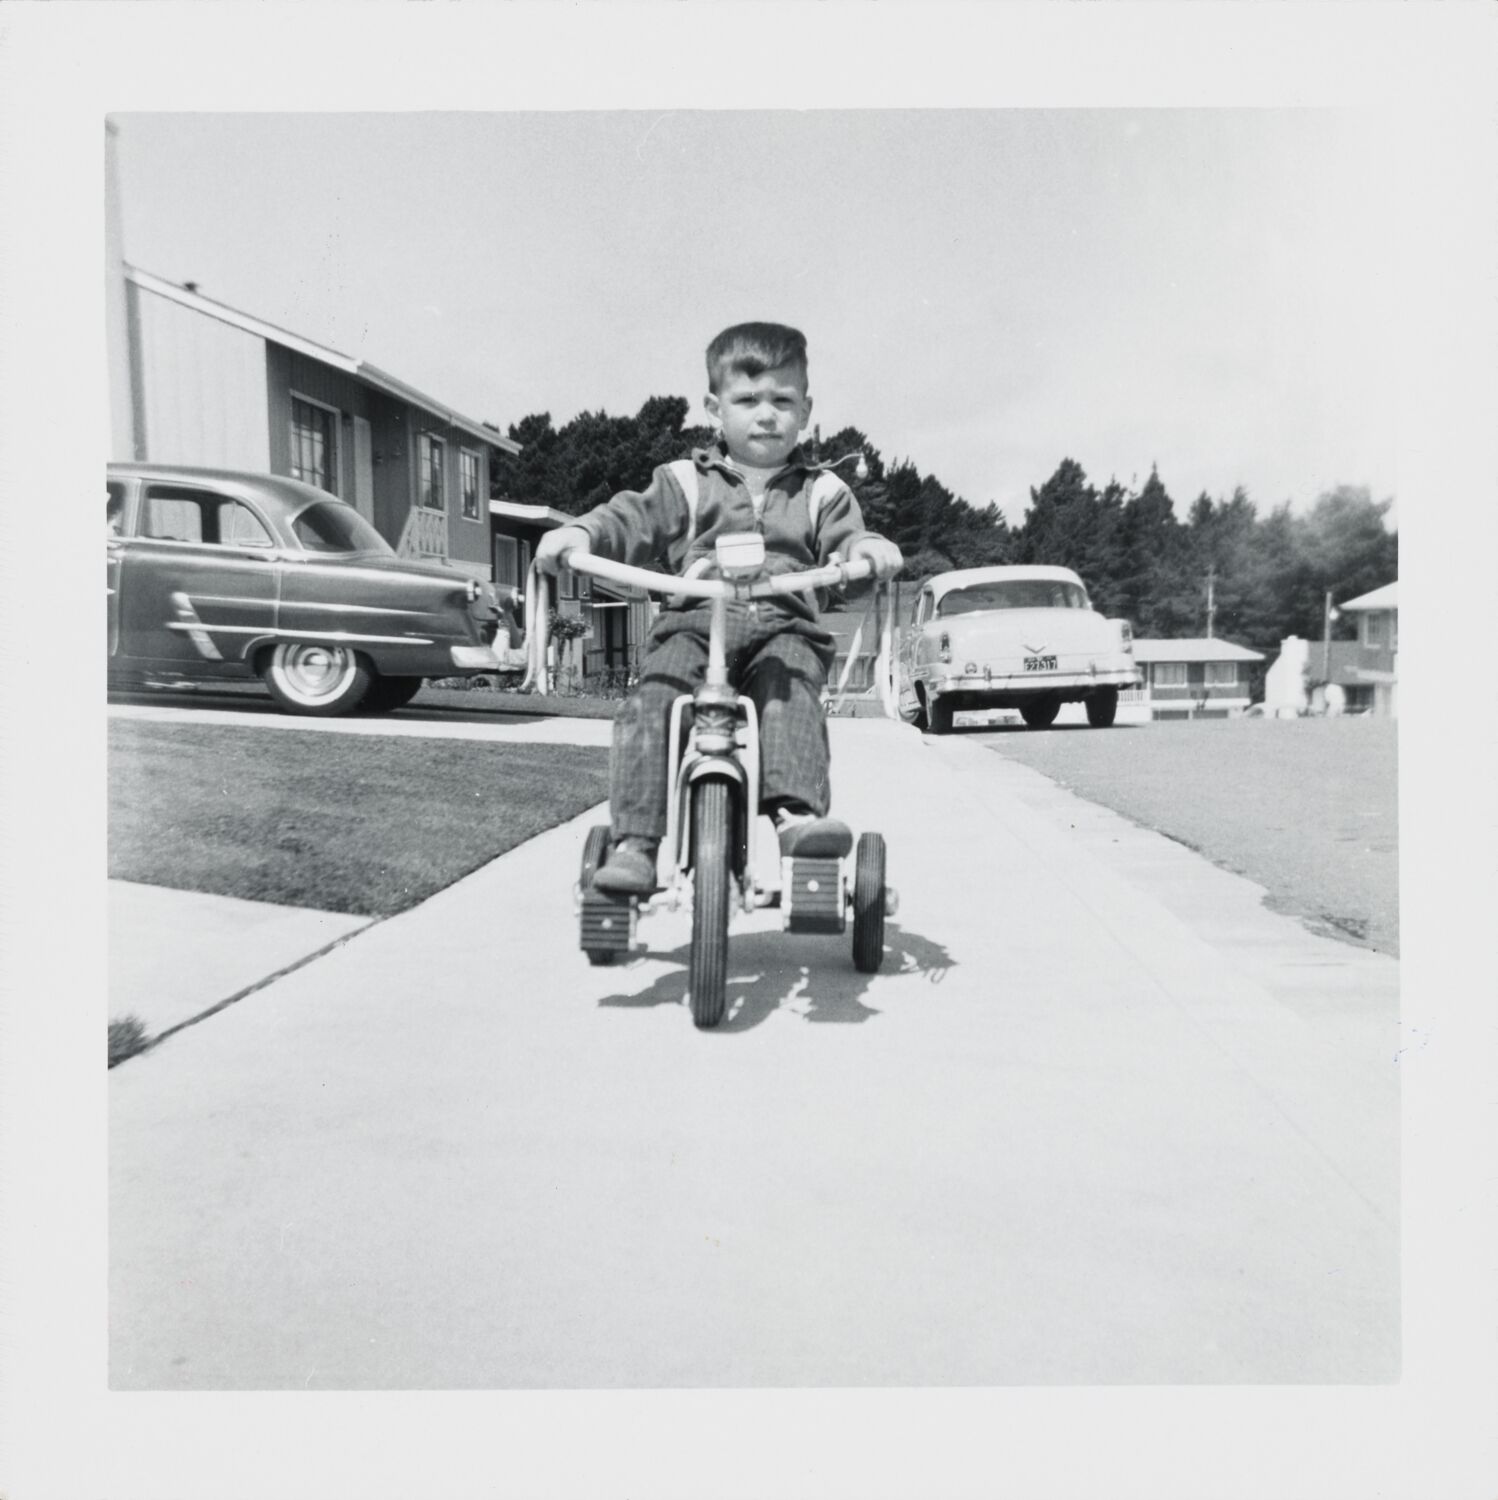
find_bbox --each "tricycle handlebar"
[519,549,899,717]
[559,549,879,599]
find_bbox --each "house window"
[1204,661,1239,687]
[419,433,446,511]
[1153,662,1187,687]
[1364,612,1388,648]
[460,448,483,521]
[290,395,338,495]
[494,534,521,588]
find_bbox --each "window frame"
[289,391,342,497]
[1152,662,1188,688]
[139,484,277,551]
[494,534,521,588]
[418,431,447,513]
[1203,660,1239,688]
[460,447,484,522]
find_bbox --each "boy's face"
[705,364,813,470]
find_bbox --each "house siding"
[408,421,491,574]
[265,349,497,567]
[266,348,377,501]
[131,282,271,470]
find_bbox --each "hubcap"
[278,644,354,701]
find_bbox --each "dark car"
[107,463,514,716]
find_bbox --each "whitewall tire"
[262,643,373,716]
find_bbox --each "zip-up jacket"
[570,443,880,628]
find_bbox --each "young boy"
[535,322,902,894]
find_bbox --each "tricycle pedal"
[579,889,637,958]
[781,856,847,935]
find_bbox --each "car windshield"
[937,580,1089,616]
[291,501,393,555]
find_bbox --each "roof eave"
[125,265,522,456]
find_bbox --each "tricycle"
[523,532,901,1029]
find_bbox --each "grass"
[111,677,624,721]
[108,720,611,916]
[975,715,1399,955]
[109,1014,150,1067]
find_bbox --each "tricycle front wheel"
[689,779,731,1028]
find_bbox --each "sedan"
[107,463,516,716]
[898,565,1140,733]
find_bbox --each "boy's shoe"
[592,837,659,895]
[775,809,854,859]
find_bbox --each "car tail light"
[1118,619,1133,647]
[938,632,952,664]
[465,578,482,602]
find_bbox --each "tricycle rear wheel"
[689,779,731,1028]
[580,825,611,888]
[580,825,616,965]
[852,832,887,973]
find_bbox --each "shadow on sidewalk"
[597,922,955,1033]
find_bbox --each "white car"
[898,565,1140,733]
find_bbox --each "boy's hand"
[534,526,591,576]
[849,537,903,579]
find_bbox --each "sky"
[114,108,1398,528]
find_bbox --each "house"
[110,267,520,583]
[1336,582,1399,717]
[1264,581,1398,717]
[1123,639,1265,719]
[489,500,652,684]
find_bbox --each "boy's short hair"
[705,322,809,393]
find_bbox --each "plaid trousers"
[610,605,836,841]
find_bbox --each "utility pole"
[1322,588,1335,684]
[1206,566,1216,639]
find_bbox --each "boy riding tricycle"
[525,321,903,1028]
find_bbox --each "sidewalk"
[110,714,1399,1390]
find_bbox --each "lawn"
[110,678,624,721]
[973,715,1399,955]
[108,720,611,917]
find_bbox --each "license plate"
[1023,655,1057,672]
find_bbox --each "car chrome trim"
[281,600,438,618]
[167,591,224,661]
[929,668,1140,694]
[165,623,435,646]
[449,645,501,668]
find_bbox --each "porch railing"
[397,507,447,560]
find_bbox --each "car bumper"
[449,644,503,670]
[928,665,1140,697]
